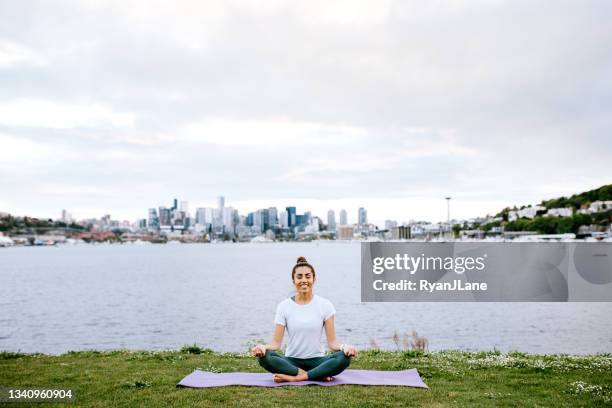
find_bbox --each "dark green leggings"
[258,350,351,380]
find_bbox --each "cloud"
[0,99,135,128]
[180,117,366,146]
[0,0,610,222]
[0,40,46,67]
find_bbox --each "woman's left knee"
[336,352,351,368]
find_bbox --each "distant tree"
[598,185,612,201]
[533,216,558,234]
[556,217,573,234]
[593,209,611,226]
[452,224,461,238]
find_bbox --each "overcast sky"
[1,0,610,225]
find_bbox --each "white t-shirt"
[273,294,336,358]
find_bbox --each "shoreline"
[3,347,612,359]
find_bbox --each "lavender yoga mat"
[177,369,428,388]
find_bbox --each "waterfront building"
[223,207,237,234]
[339,209,347,225]
[180,201,189,214]
[358,207,367,225]
[148,208,160,231]
[327,210,336,231]
[195,208,206,225]
[253,210,264,233]
[61,209,73,223]
[268,207,278,228]
[286,206,296,227]
[337,225,355,240]
[546,208,573,217]
[279,210,288,228]
[158,207,172,227]
[508,205,546,221]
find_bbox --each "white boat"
[250,235,274,243]
[0,236,15,247]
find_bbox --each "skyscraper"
[148,208,159,230]
[195,208,206,225]
[180,200,189,214]
[327,210,336,231]
[303,211,311,226]
[216,196,225,228]
[339,209,347,225]
[204,208,214,225]
[158,206,172,227]
[358,207,367,225]
[268,207,278,228]
[223,207,236,233]
[279,210,288,228]
[286,206,296,227]
[61,209,72,223]
[253,210,264,233]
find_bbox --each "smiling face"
[293,265,315,294]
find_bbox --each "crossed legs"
[258,350,351,382]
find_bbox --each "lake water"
[1,242,611,355]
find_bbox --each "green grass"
[1,349,611,407]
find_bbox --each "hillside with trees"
[485,184,612,234]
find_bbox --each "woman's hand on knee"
[251,344,267,357]
[340,344,358,357]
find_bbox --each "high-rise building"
[204,208,214,225]
[268,207,278,228]
[158,206,172,226]
[310,216,321,231]
[303,211,311,226]
[286,207,296,227]
[252,208,270,231]
[216,196,225,228]
[148,208,159,230]
[358,207,367,225]
[223,207,236,232]
[61,209,73,223]
[195,208,206,225]
[327,210,336,231]
[180,200,189,214]
[253,210,264,233]
[279,210,288,228]
[339,209,347,225]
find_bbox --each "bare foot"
[272,369,309,383]
[273,373,297,383]
[272,374,303,382]
[323,376,334,382]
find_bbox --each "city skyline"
[3,185,609,228]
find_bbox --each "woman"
[251,256,358,383]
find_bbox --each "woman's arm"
[264,324,285,351]
[324,316,358,357]
[251,324,285,356]
[323,315,342,351]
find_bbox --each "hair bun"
[296,256,308,264]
